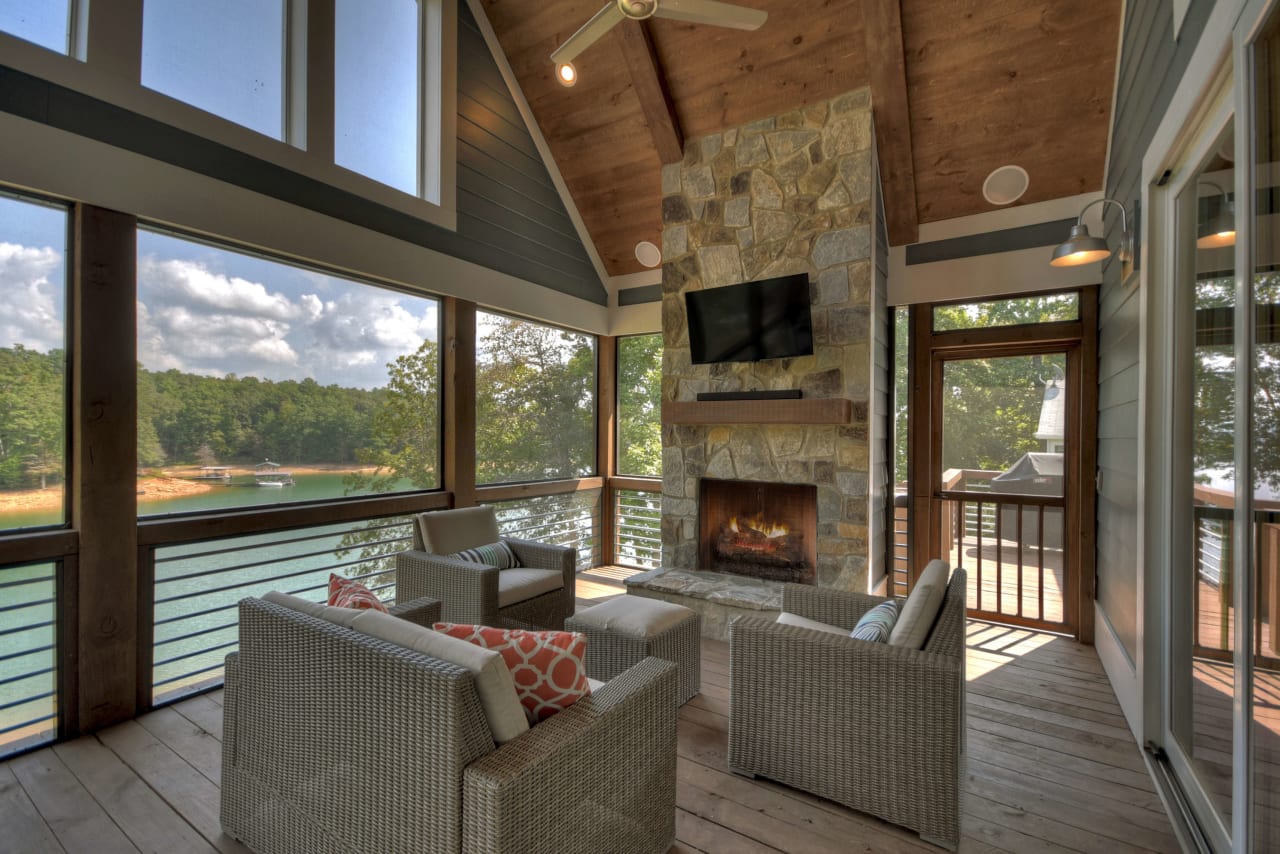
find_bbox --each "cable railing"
[614,487,661,569]
[0,560,57,759]
[150,515,413,705]
[486,489,601,572]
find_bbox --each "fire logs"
[714,521,806,568]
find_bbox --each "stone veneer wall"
[659,87,877,594]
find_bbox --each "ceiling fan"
[551,0,768,69]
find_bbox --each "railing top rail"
[937,490,1064,507]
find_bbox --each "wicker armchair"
[728,569,967,850]
[395,506,576,630]
[222,597,678,854]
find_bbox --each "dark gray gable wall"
[0,3,605,306]
[1097,0,1214,660]
[455,2,603,304]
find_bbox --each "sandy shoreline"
[0,464,378,514]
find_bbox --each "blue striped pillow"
[850,600,900,643]
[450,540,520,569]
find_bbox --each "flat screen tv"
[685,273,814,364]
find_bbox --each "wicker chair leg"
[727,765,757,780]
[920,833,958,851]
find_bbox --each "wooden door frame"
[907,286,1098,642]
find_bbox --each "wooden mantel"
[662,398,852,425]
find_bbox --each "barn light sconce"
[1049,198,1131,267]
[1195,180,1235,249]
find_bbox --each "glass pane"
[141,0,285,139]
[0,561,57,757]
[153,516,412,704]
[137,229,440,516]
[1254,8,1280,847]
[892,306,908,596]
[0,194,67,532]
[487,491,601,573]
[475,312,596,484]
[335,0,419,195]
[617,333,662,477]
[0,0,70,52]
[1171,123,1236,828]
[939,353,1067,498]
[932,292,1079,331]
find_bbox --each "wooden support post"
[443,297,477,508]
[1076,284,1099,644]
[597,336,618,568]
[72,204,138,732]
[907,303,933,588]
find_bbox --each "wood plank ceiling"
[478,0,1121,277]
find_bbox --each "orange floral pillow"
[434,623,590,722]
[327,573,389,613]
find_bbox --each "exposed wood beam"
[615,21,684,165]
[864,0,918,246]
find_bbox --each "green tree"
[618,333,663,477]
[474,315,595,484]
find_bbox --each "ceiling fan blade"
[550,2,627,65]
[654,0,767,30]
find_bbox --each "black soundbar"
[696,390,803,401]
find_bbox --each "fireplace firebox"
[698,479,818,584]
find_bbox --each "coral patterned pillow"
[327,573,389,613]
[434,623,590,723]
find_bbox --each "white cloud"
[0,242,64,353]
[137,253,438,388]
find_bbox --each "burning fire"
[727,514,791,539]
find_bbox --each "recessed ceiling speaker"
[635,240,662,268]
[982,165,1030,206]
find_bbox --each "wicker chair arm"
[461,657,677,854]
[395,550,499,625]
[504,537,574,573]
[781,583,888,629]
[388,595,443,628]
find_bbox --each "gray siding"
[0,4,604,305]
[870,162,891,589]
[1097,0,1214,658]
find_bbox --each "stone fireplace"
[624,87,880,639]
[699,479,817,584]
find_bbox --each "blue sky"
[0,2,434,391]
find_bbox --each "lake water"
[0,472,418,749]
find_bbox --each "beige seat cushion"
[263,591,363,629]
[348,610,529,744]
[417,506,500,555]
[497,568,564,608]
[889,559,950,649]
[775,611,849,637]
[572,596,694,638]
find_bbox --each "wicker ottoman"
[567,596,701,705]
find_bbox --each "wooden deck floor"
[0,583,1179,853]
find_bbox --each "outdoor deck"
[0,576,1178,854]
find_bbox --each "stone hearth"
[624,568,782,641]
[659,86,878,618]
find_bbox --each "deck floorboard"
[0,581,1178,853]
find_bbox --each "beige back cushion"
[263,590,363,629]
[888,559,950,649]
[349,610,529,744]
[417,506,500,555]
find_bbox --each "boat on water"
[254,460,295,487]
[193,466,233,481]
